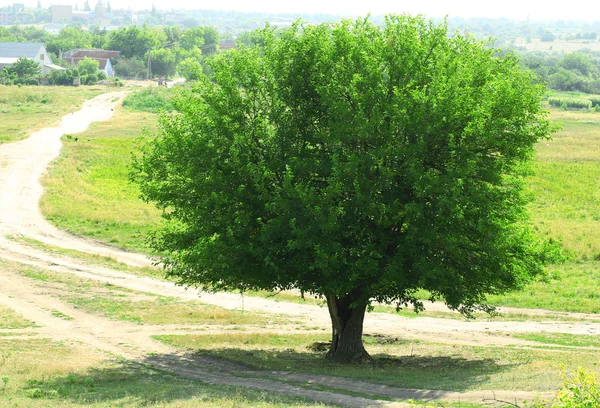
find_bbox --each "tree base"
[326,347,373,364]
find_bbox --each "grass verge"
[9,235,163,279]
[512,332,600,348]
[19,267,280,327]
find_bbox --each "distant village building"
[44,23,65,35]
[91,0,110,25]
[0,11,14,25]
[51,5,73,23]
[219,40,236,51]
[0,42,66,76]
[63,49,119,77]
[163,12,184,25]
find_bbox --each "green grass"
[0,339,325,407]
[512,332,600,348]
[154,333,600,392]
[40,109,162,252]
[488,262,600,313]
[122,87,175,113]
[50,310,74,321]
[482,108,600,312]
[0,86,106,144]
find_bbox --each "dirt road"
[0,92,584,407]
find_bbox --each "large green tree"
[133,16,555,362]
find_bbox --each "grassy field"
[40,109,162,252]
[0,86,106,144]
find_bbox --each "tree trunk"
[325,292,371,363]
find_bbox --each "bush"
[85,73,98,85]
[49,70,71,85]
[548,97,592,110]
[526,367,600,407]
[589,97,600,107]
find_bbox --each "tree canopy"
[132,15,555,362]
[7,57,41,78]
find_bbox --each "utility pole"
[147,49,151,80]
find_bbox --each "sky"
[25,0,600,21]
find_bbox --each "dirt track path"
[0,92,582,406]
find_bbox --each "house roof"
[63,49,119,59]
[0,57,19,65]
[0,43,44,59]
[44,63,66,71]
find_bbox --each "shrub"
[526,367,600,407]
[548,97,592,110]
[589,96,600,107]
[85,73,98,85]
[49,70,70,85]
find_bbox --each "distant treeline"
[0,25,218,80]
[519,51,600,93]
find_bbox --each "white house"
[0,42,65,76]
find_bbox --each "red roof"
[67,49,120,59]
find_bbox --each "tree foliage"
[132,16,555,362]
[7,57,41,78]
[106,25,166,59]
[150,48,176,78]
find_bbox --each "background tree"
[106,25,166,59]
[149,48,176,78]
[179,27,205,51]
[177,57,202,81]
[8,57,41,78]
[45,26,93,57]
[133,16,555,362]
[76,57,101,84]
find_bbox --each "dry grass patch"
[0,305,36,329]
[18,266,280,327]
